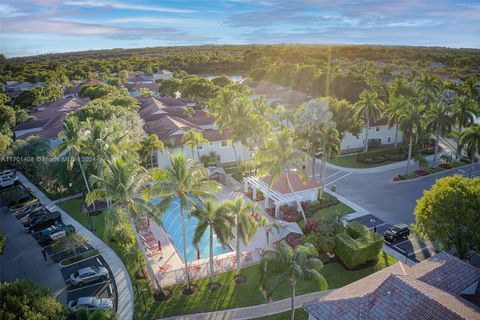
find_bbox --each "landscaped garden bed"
[393,159,470,181]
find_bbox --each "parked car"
[69,266,109,286]
[383,224,410,242]
[24,211,62,233]
[67,297,113,312]
[35,223,75,245]
[0,169,15,179]
[7,194,35,208]
[18,206,48,222]
[0,176,19,188]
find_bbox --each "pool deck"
[133,186,287,287]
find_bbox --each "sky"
[1,0,479,57]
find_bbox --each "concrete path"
[17,173,134,320]
[161,289,333,320]
[0,205,68,303]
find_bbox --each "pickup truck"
[35,223,75,245]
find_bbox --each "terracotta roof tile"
[261,171,321,194]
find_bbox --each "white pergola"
[243,176,299,218]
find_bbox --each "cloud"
[0,3,26,17]
[63,0,196,13]
[108,16,219,27]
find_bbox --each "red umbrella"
[157,240,162,251]
[147,218,150,229]
[197,247,201,260]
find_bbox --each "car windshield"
[71,300,78,307]
[391,227,400,232]
[74,271,79,277]
[91,266,99,272]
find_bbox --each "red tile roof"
[262,171,321,194]
[304,252,480,320]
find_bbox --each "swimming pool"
[152,198,232,262]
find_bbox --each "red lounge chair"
[159,264,172,272]
[146,248,161,256]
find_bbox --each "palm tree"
[318,127,340,197]
[182,129,197,160]
[398,102,424,174]
[55,117,90,194]
[452,96,477,159]
[139,134,164,167]
[460,125,480,177]
[224,196,259,283]
[258,215,280,248]
[414,73,442,107]
[426,101,453,167]
[384,97,408,148]
[256,127,309,224]
[462,77,480,103]
[355,90,383,153]
[146,153,220,292]
[260,242,327,320]
[191,200,235,289]
[86,157,150,219]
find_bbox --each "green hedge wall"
[335,222,384,269]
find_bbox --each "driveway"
[323,162,480,225]
[0,205,68,303]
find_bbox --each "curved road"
[18,173,134,320]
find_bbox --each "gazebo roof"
[261,171,321,195]
[243,175,298,206]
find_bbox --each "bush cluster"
[356,146,409,164]
[303,193,340,218]
[335,222,384,269]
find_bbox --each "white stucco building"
[340,120,404,152]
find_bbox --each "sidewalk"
[17,173,134,320]
[162,289,333,320]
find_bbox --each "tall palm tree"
[452,96,477,159]
[256,127,308,224]
[182,129,197,160]
[146,153,220,291]
[355,90,383,153]
[384,96,408,148]
[192,131,209,160]
[426,102,453,167]
[462,77,480,103]
[398,102,424,174]
[318,127,340,197]
[223,196,259,283]
[414,73,442,107]
[55,117,91,194]
[86,156,150,219]
[260,242,326,320]
[460,125,480,177]
[139,134,164,167]
[191,200,235,289]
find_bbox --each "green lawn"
[299,202,355,229]
[329,154,397,168]
[58,199,396,319]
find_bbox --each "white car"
[0,176,19,188]
[67,297,114,312]
[0,169,15,179]
[69,266,109,286]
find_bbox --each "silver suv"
[69,266,109,286]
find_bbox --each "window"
[210,142,214,146]
[376,127,380,132]
[387,137,391,143]
[221,140,228,147]
[198,145,203,150]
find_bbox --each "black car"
[18,206,48,223]
[34,223,75,245]
[383,224,410,242]
[25,211,62,233]
[7,194,34,208]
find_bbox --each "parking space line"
[391,239,411,247]
[323,171,343,181]
[67,280,110,292]
[324,172,352,186]
[368,222,388,229]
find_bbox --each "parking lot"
[349,214,440,263]
[60,255,117,305]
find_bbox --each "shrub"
[0,233,5,255]
[335,222,384,269]
[305,218,319,234]
[414,169,429,176]
[439,163,452,169]
[304,194,340,217]
[393,175,404,181]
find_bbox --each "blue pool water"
[152,198,232,262]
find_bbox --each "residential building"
[138,96,249,167]
[152,70,173,81]
[124,83,160,98]
[341,118,403,152]
[5,81,43,98]
[13,97,89,147]
[304,252,480,320]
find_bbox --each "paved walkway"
[0,205,68,303]
[161,289,333,320]
[18,173,134,320]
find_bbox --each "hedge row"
[335,222,384,269]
